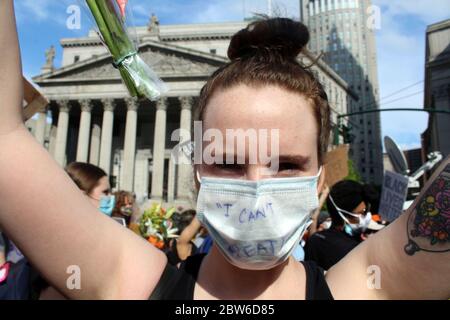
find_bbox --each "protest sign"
[324,144,349,187]
[379,170,409,221]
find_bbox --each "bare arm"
[0,0,23,133]
[0,0,166,299]
[327,156,450,299]
[177,217,202,260]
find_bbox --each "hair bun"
[228,18,310,60]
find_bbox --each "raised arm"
[0,0,166,299]
[327,156,450,299]
[176,217,202,260]
[0,0,23,133]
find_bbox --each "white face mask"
[328,195,371,235]
[196,168,321,270]
[321,220,332,230]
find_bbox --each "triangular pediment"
[33,40,227,84]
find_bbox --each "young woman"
[112,191,136,225]
[0,0,448,299]
[66,162,115,216]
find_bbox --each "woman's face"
[347,201,368,224]
[87,176,111,208]
[200,84,324,189]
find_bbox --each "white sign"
[379,171,409,221]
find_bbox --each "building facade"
[32,16,356,207]
[300,0,383,184]
[422,19,450,162]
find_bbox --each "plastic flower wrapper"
[83,0,168,100]
[139,203,178,249]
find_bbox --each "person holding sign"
[305,180,372,270]
[0,0,449,299]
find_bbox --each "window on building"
[210,49,217,55]
[74,55,80,63]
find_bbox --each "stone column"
[122,97,139,192]
[48,125,58,155]
[177,96,193,200]
[167,155,176,203]
[54,100,71,167]
[151,97,167,200]
[89,122,101,166]
[99,99,116,174]
[76,99,92,162]
[34,106,48,145]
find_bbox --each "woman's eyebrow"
[277,154,311,164]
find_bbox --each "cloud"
[15,0,72,26]
[373,0,450,24]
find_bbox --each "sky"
[15,0,450,152]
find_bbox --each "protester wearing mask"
[304,180,371,270]
[317,211,332,232]
[1,2,449,300]
[112,191,137,226]
[65,162,115,216]
[166,210,200,266]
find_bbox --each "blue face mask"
[196,168,321,270]
[99,195,116,217]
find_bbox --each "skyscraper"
[300,0,383,184]
[422,19,450,161]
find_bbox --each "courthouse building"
[30,15,357,207]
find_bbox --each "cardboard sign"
[379,170,409,222]
[22,77,48,121]
[324,144,349,187]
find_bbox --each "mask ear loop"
[317,166,323,177]
[328,194,358,225]
[195,168,202,185]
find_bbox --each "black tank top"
[149,254,334,300]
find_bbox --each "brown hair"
[112,190,135,221]
[194,18,331,164]
[65,162,107,195]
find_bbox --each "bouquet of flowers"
[138,203,178,249]
[84,0,167,100]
